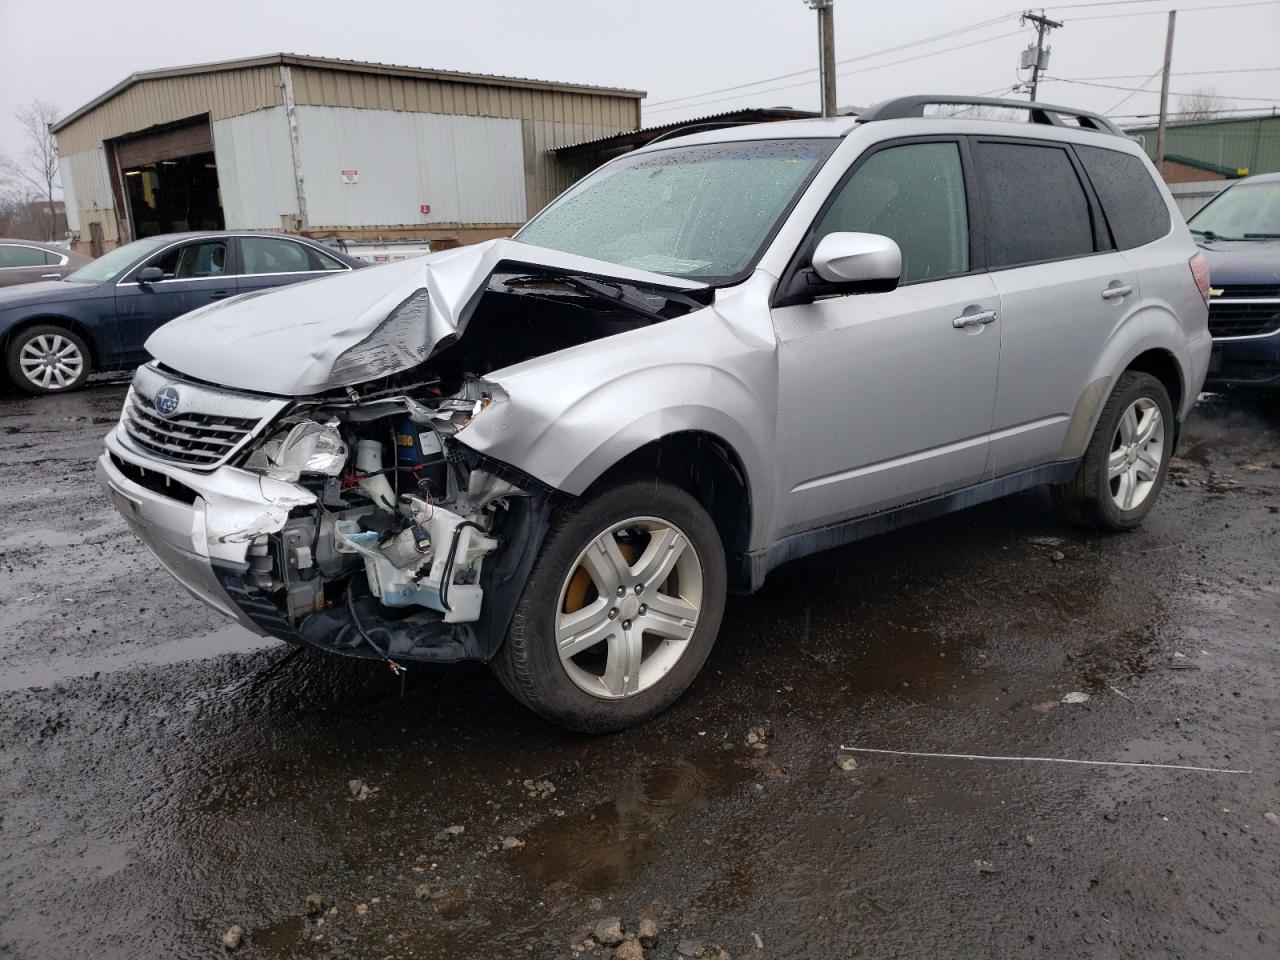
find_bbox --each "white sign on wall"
[341,169,359,184]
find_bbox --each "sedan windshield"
[65,236,170,283]
[516,138,837,283]
[1188,181,1280,240]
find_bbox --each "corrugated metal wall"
[53,60,641,246]
[54,67,282,156]
[295,106,526,228]
[60,147,118,244]
[1129,115,1280,175]
[212,107,298,229]
[289,66,634,216]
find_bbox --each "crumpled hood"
[145,238,708,396]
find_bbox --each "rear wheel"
[1052,371,1173,531]
[492,477,726,733]
[6,324,91,394]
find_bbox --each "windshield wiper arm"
[1243,232,1280,239]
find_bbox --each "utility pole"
[1020,10,1062,101]
[805,0,837,118]
[1154,10,1177,169]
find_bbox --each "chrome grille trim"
[117,364,291,470]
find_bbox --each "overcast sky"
[1,0,1277,195]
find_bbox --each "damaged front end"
[101,239,712,667]
[218,376,560,666]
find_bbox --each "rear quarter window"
[1076,145,1171,249]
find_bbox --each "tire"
[492,477,727,733]
[6,324,92,395]
[1052,371,1174,531]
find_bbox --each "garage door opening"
[111,116,225,240]
[123,153,224,237]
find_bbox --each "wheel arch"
[581,430,754,591]
[1124,347,1184,417]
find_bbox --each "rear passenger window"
[974,141,1095,268]
[816,141,969,283]
[241,237,313,275]
[1075,145,1171,249]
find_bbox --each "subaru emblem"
[154,385,180,418]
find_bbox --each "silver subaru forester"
[99,96,1211,732]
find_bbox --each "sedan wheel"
[7,325,92,395]
[556,517,704,700]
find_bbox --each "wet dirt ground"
[1,381,1278,960]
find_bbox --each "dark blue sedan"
[0,232,366,394]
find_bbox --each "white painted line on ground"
[837,746,1251,775]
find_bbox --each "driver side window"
[816,142,969,284]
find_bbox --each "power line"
[643,14,1017,108]
[1068,67,1280,80]
[1042,75,1280,102]
[645,29,1025,115]
[1068,0,1280,21]
[1102,68,1163,114]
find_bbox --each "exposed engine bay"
[206,267,713,666]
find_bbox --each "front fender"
[459,302,777,549]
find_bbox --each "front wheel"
[492,477,727,733]
[6,324,92,394]
[1052,371,1174,531]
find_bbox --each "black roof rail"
[855,95,1124,137]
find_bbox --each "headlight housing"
[244,420,347,482]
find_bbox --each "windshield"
[1188,181,1280,240]
[516,138,838,283]
[65,236,170,283]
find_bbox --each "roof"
[51,53,645,133]
[553,107,822,156]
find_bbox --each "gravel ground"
[0,381,1277,960]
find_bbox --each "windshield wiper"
[1243,232,1280,239]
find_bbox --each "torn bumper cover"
[97,426,556,664]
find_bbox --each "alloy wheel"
[555,516,703,699]
[1108,396,1164,511]
[19,333,84,391]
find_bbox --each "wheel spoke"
[1123,467,1139,509]
[556,597,615,659]
[1135,407,1161,446]
[638,591,697,642]
[602,629,643,697]
[579,533,630,598]
[632,525,686,591]
[1107,447,1128,479]
[1118,405,1138,444]
[1135,450,1161,481]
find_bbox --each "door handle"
[951,309,998,329]
[209,291,232,300]
[1101,284,1133,300]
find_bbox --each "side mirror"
[810,232,901,294]
[136,266,165,285]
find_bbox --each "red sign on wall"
[419,204,431,215]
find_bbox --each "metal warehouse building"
[51,53,642,255]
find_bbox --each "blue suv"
[1188,173,1280,389]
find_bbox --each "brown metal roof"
[51,53,645,133]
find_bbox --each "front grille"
[1208,300,1280,339]
[122,390,261,467]
[1213,284,1280,299]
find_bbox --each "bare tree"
[1177,87,1234,122]
[0,99,61,240]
